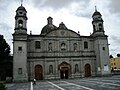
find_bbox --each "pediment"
[45,29,80,37]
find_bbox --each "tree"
[0,35,11,81]
[117,54,120,57]
[0,35,10,61]
[109,55,113,58]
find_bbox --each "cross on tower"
[21,0,23,6]
[95,6,97,12]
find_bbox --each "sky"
[0,0,120,57]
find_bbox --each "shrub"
[0,81,6,90]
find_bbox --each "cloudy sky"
[0,0,120,57]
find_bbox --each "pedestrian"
[33,78,36,85]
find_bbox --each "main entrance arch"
[84,64,91,77]
[35,65,43,80]
[58,62,71,79]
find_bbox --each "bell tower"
[92,7,104,36]
[91,7,111,76]
[14,4,27,34]
[13,4,28,82]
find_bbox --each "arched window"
[75,64,79,73]
[35,41,41,49]
[84,41,88,49]
[18,20,23,27]
[99,24,102,31]
[93,25,96,32]
[49,65,53,74]
[18,68,22,75]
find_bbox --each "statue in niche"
[74,43,77,51]
[61,42,66,51]
[48,43,52,51]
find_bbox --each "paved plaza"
[7,75,120,90]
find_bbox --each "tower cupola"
[41,16,57,35]
[47,16,53,25]
[92,7,101,17]
[14,4,27,34]
[92,7,105,36]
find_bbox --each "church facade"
[13,5,111,82]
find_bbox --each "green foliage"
[110,55,113,58]
[0,81,6,90]
[0,35,10,61]
[117,54,120,57]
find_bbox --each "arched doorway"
[35,65,43,80]
[58,62,71,79]
[84,64,91,77]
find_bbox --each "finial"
[59,22,67,29]
[95,6,97,12]
[30,31,32,35]
[90,32,91,35]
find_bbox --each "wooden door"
[35,65,43,80]
[59,62,71,79]
[65,70,68,79]
[60,70,64,79]
[84,64,91,77]
[60,67,69,79]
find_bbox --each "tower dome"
[91,7,105,36]
[14,4,27,34]
[92,6,101,17]
[92,11,101,17]
[16,4,27,12]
